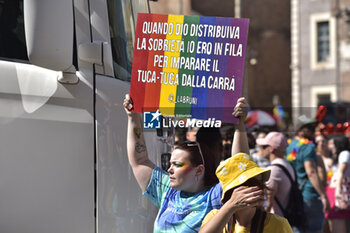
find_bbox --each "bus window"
[107,0,149,81]
[0,0,28,61]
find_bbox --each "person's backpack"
[271,164,305,228]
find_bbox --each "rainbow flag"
[130,13,249,123]
[273,105,285,120]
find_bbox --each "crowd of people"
[124,93,350,233]
[246,116,350,233]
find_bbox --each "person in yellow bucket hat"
[200,153,293,233]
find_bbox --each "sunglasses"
[261,145,270,149]
[183,141,205,167]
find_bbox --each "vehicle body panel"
[0,0,159,232]
[0,61,95,233]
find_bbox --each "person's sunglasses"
[183,141,205,167]
[262,145,270,149]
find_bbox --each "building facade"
[334,0,350,102]
[241,0,291,114]
[291,0,350,123]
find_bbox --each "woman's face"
[328,138,336,155]
[167,149,200,192]
[315,135,328,152]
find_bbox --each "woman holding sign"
[123,94,264,233]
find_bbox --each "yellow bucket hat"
[216,153,271,203]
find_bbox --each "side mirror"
[24,0,74,72]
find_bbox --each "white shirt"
[338,150,350,177]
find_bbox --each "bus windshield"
[107,0,149,81]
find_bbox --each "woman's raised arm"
[231,97,249,156]
[124,94,154,192]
